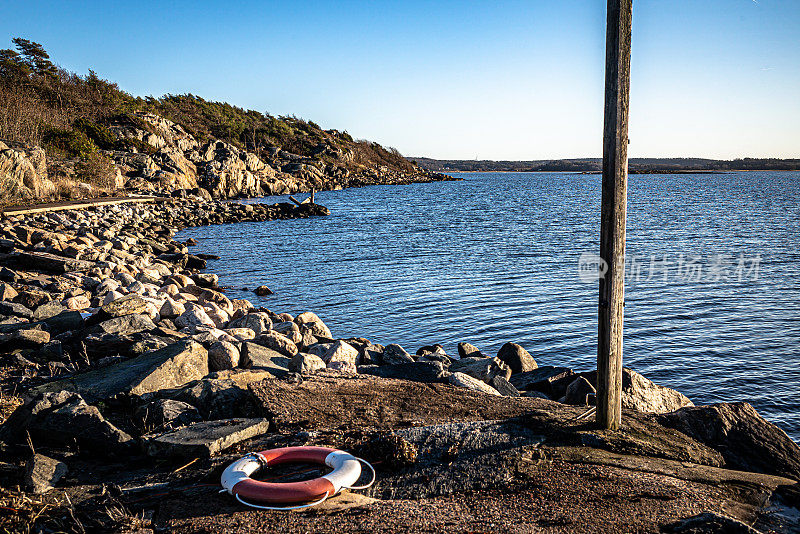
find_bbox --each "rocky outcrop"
[659,402,800,480]
[0,140,54,199]
[580,368,694,414]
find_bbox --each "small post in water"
[597,0,632,431]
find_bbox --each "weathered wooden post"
[597,0,632,430]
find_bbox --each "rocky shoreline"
[1,198,799,532]
[1,110,459,207]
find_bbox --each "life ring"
[220,446,375,510]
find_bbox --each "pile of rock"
[0,197,691,497]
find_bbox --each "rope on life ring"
[220,446,376,511]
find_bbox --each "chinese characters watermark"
[578,252,761,284]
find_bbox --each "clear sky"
[2,1,799,160]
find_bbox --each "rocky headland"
[0,199,799,533]
[1,109,456,207]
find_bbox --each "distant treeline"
[410,157,800,173]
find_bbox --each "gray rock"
[321,340,359,372]
[240,341,290,377]
[383,343,415,365]
[294,311,332,338]
[255,331,298,357]
[0,301,33,319]
[564,376,596,406]
[160,298,185,319]
[450,357,511,383]
[0,328,50,350]
[659,402,800,480]
[25,340,209,402]
[24,453,68,494]
[135,398,201,430]
[270,321,303,344]
[510,366,576,398]
[361,343,385,365]
[173,378,257,420]
[448,372,500,396]
[228,313,272,335]
[33,301,67,321]
[174,307,215,329]
[208,340,240,371]
[496,342,537,374]
[457,342,483,359]
[99,294,148,318]
[289,352,326,373]
[88,313,156,336]
[13,251,95,273]
[487,375,520,397]
[194,273,219,288]
[362,361,446,383]
[580,368,693,414]
[143,418,270,458]
[1,391,133,452]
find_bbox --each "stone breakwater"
[1,199,800,532]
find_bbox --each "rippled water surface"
[178,172,800,441]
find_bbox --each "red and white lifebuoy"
[220,446,375,510]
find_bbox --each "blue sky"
[2,1,799,159]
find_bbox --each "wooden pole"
[597,0,632,430]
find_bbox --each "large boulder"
[319,340,359,373]
[0,391,133,452]
[228,312,272,335]
[0,141,54,199]
[382,344,415,365]
[496,342,537,374]
[255,331,298,357]
[87,313,156,336]
[208,340,240,371]
[457,342,483,359]
[450,357,511,383]
[240,341,290,377]
[98,294,149,319]
[659,402,800,480]
[294,311,332,338]
[25,340,209,402]
[289,352,326,374]
[448,372,500,396]
[581,368,693,414]
[510,366,575,398]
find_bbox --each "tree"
[11,37,57,78]
[0,48,30,82]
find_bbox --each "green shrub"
[73,118,116,150]
[42,127,97,159]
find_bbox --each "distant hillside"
[0,38,446,205]
[411,157,800,173]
